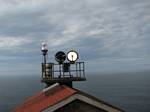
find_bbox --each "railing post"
[83,62,85,78]
[76,62,78,77]
[79,62,81,77]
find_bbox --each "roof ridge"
[43,83,59,92]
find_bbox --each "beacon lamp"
[41,43,48,55]
[41,43,48,77]
[67,50,78,63]
[55,51,66,64]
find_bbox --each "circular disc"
[67,50,78,62]
[55,51,66,64]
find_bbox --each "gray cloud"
[0,0,150,74]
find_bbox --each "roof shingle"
[13,85,76,112]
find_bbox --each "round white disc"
[67,51,78,62]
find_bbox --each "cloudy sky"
[0,0,150,75]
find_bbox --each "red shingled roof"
[13,84,76,112]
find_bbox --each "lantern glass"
[41,43,48,51]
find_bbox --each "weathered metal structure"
[41,43,86,87]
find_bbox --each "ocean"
[0,72,150,112]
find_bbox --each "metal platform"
[41,62,86,86]
[42,77,86,83]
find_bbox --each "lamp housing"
[55,51,66,64]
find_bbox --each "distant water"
[0,72,150,112]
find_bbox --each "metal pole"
[44,54,47,78]
[42,49,48,78]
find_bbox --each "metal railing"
[42,62,85,80]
